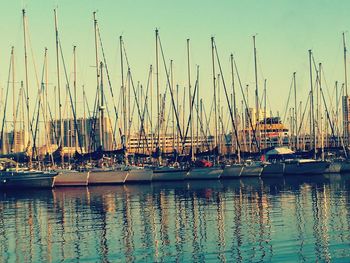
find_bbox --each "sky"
[0,0,349,124]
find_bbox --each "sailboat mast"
[11,47,16,152]
[264,79,267,150]
[211,37,218,159]
[293,72,298,150]
[54,9,63,164]
[22,9,31,162]
[93,12,101,152]
[170,60,175,152]
[73,45,78,151]
[196,65,200,155]
[309,50,316,159]
[230,54,238,156]
[155,29,160,163]
[187,39,194,161]
[342,32,349,148]
[119,36,127,162]
[100,62,105,149]
[253,35,260,151]
[343,32,348,96]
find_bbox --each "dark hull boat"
[324,162,342,174]
[0,170,57,188]
[284,159,329,175]
[261,163,285,177]
[340,161,350,173]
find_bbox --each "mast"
[187,39,194,161]
[99,62,105,149]
[293,72,298,150]
[93,12,101,152]
[264,79,267,150]
[11,47,16,152]
[336,81,339,146]
[73,45,78,151]
[170,60,175,152]
[54,9,63,164]
[176,84,180,153]
[343,32,349,148]
[309,50,316,159]
[196,65,199,155]
[211,37,218,160]
[319,63,324,160]
[155,29,161,163]
[246,84,251,153]
[253,35,260,152]
[150,65,153,153]
[343,32,348,96]
[22,9,31,163]
[119,36,127,163]
[230,54,239,159]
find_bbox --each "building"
[49,117,114,152]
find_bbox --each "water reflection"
[0,176,350,262]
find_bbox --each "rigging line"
[121,40,150,138]
[233,55,260,151]
[25,17,40,91]
[181,78,198,153]
[89,87,100,151]
[154,63,171,136]
[97,26,120,136]
[58,39,83,154]
[203,99,213,149]
[31,53,47,159]
[320,65,334,112]
[193,102,210,151]
[102,91,118,149]
[297,92,310,136]
[137,67,153,152]
[157,33,184,141]
[320,86,336,144]
[0,54,13,151]
[206,97,214,139]
[282,75,294,126]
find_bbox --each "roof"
[265,147,294,156]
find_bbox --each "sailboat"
[283,50,329,176]
[151,29,189,181]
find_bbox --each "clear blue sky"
[0,0,349,119]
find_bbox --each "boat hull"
[125,168,153,183]
[54,170,89,186]
[0,171,56,188]
[340,162,350,173]
[261,163,285,177]
[187,167,223,180]
[241,165,264,177]
[324,162,342,174]
[221,164,244,178]
[284,161,329,175]
[152,168,189,181]
[88,169,128,185]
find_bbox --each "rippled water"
[0,175,350,262]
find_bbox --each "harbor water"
[1,175,350,262]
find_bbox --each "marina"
[1,1,350,262]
